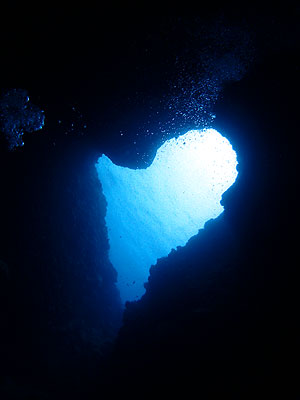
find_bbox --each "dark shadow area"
[0,139,123,398]
[0,10,298,398]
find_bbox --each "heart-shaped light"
[96,129,238,304]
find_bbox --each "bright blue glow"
[96,129,238,304]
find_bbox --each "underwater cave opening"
[96,128,238,304]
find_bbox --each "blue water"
[96,129,238,304]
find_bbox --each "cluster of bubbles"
[0,88,45,150]
[133,17,252,146]
[131,19,255,165]
[163,19,255,135]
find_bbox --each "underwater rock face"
[96,129,238,303]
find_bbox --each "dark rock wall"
[104,51,297,395]
[0,138,123,394]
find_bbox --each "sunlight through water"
[96,129,238,304]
